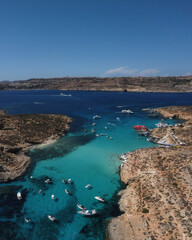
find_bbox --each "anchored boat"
[77,209,97,216]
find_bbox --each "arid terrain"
[0,110,71,182]
[1,76,192,92]
[107,106,192,240]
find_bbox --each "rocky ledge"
[107,106,192,240]
[0,111,71,182]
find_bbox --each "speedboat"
[77,209,97,216]
[95,196,106,203]
[62,179,66,183]
[68,179,72,184]
[93,115,101,120]
[60,93,71,97]
[25,217,30,223]
[48,215,56,221]
[77,204,86,211]
[45,178,52,184]
[51,194,55,200]
[17,192,22,200]
[92,123,96,126]
[65,189,71,195]
[121,109,134,114]
[85,184,92,189]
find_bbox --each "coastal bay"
[0,91,192,240]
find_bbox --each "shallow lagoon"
[0,91,191,240]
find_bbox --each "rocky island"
[107,106,192,240]
[0,110,71,182]
[0,76,192,92]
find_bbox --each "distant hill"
[0,76,192,92]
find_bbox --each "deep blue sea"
[0,90,191,240]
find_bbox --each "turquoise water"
[0,91,191,240]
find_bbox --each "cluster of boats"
[18,178,107,222]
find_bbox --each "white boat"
[95,196,106,203]
[60,93,71,97]
[65,189,71,195]
[51,194,55,200]
[45,178,52,184]
[68,179,72,184]
[48,215,56,221]
[17,192,22,200]
[93,115,101,120]
[155,121,168,128]
[92,123,96,126]
[85,184,92,189]
[77,204,86,211]
[77,209,97,216]
[121,109,134,114]
[25,217,30,223]
[38,189,42,194]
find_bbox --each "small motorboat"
[48,215,56,221]
[68,179,72,184]
[121,109,134,114]
[25,217,30,223]
[45,178,52,184]
[77,204,86,211]
[77,209,97,216]
[60,93,71,97]
[62,179,66,183]
[51,194,55,200]
[85,184,92,189]
[65,189,71,195]
[17,192,22,200]
[95,196,106,203]
[38,189,42,194]
[93,115,101,120]
[92,123,96,126]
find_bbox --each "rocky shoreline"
[107,106,192,240]
[1,76,192,92]
[0,111,71,182]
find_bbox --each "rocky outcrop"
[0,112,71,182]
[107,106,192,240]
[0,76,192,92]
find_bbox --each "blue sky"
[0,0,192,81]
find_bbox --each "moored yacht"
[48,215,56,221]
[17,192,22,200]
[77,209,97,216]
[25,217,30,223]
[95,196,106,203]
[77,204,86,211]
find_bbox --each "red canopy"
[133,125,147,130]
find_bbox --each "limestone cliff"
[107,106,192,240]
[0,112,71,182]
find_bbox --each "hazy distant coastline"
[0,76,192,92]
